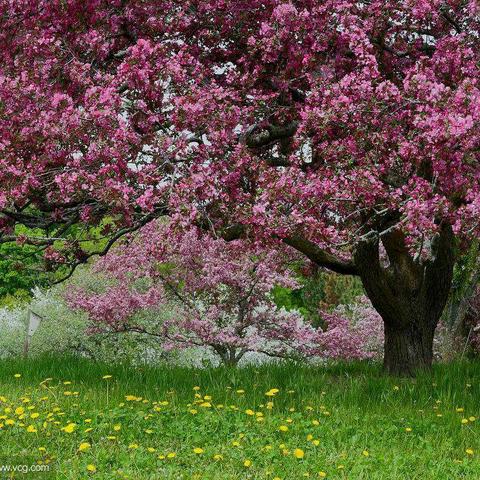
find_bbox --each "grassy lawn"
[0,357,479,479]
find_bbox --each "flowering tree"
[1,1,479,374]
[66,223,375,365]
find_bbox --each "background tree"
[67,222,376,365]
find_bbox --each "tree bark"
[354,224,456,376]
[383,321,435,376]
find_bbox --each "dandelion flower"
[62,423,76,433]
[466,449,474,455]
[86,464,96,473]
[279,425,288,432]
[193,448,204,454]
[294,448,305,459]
[78,442,91,452]
[243,459,252,467]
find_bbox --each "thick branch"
[283,235,358,276]
[244,122,299,149]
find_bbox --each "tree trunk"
[354,224,455,376]
[383,321,435,376]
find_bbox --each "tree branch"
[244,122,299,149]
[283,235,358,276]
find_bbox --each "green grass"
[0,356,479,479]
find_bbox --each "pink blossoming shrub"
[327,297,385,360]
[66,222,376,365]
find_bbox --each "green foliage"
[0,241,47,304]
[272,271,364,326]
[443,241,479,330]
[0,357,479,479]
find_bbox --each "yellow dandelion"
[279,425,289,432]
[78,442,91,452]
[466,449,474,455]
[243,459,252,468]
[362,450,369,457]
[318,472,327,478]
[26,425,37,433]
[167,452,176,459]
[193,448,204,454]
[265,388,279,397]
[14,374,21,378]
[62,423,76,433]
[213,454,223,461]
[86,464,96,473]
[294,448,305,459]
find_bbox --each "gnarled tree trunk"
[354,224,455,376]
